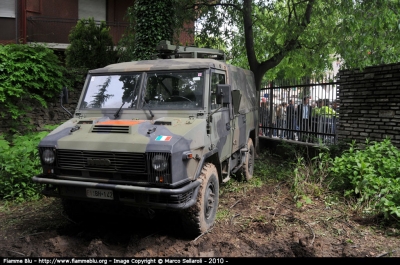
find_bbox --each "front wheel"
[181,163,219,236]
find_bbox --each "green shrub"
[291,150,333,207]
[330,138,400,218]
[0,127,56,202]
[0,44,69,132]
[66,17,116,69]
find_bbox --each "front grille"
[89,171,114,178]
[92,125,130,133]
[57,149,146,173]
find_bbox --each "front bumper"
[32,175,201,210]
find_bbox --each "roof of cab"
[89,58,229,74]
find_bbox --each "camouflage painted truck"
[33,41,258,236]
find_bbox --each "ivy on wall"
[118,0,175,62]
[0,44,69,133]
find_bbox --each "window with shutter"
[78,0,106,21]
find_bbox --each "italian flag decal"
[155,136,172,141]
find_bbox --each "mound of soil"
[0,183,399,258]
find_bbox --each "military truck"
[33,41,258,236]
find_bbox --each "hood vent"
[154,121,172,125]
[92,125,130,134]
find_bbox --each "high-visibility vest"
[312,107,320,117]
[318,106,336,117]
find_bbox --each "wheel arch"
[194,149,222,183]
[204,152,222,183]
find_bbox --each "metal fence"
[259,75,339,144]
[27,17,128,45]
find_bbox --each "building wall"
[26,0,78,19]
[107,0,134,22]
[1,0,134,45]
[337,63,400,148]
[1,0,194,47]
[178,21,195,46]
[0,18,16,43]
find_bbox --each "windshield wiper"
[143,99,154,120]
[114,102,125,119]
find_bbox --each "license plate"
[86,188,114,200]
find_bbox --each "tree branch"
[288,0,293,25]
[257,0,315,78]
[182,0,242,12]
[303,0,314,26]
[243,0,259,72]
[293,1,299,25]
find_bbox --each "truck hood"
[39,116,207,153]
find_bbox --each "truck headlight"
[42,149,55,164]
[151,154,168,172]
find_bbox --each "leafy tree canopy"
[181,0,400,89]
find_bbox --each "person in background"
[297,96,313,142]
[286,100,296,140]
[259,98,269,136]
[331,99,338,135]
[276,103,282,137]
[294,102,300,139]
[312,99,323,141]
[311,100,317,108]
[271,103,277,137]
[278,102,287,138]
[312,99,322,116]
[318,99,336,141]
[332,100,338,111]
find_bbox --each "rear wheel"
[181,163,219,236]
[239,138,255,181]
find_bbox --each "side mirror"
[60,87,73,118]
[61,87,69,104]
[216,84,231,105]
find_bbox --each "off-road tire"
[181,163,219,237]
[62,199,89,222]
[239,138,254,181]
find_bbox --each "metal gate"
[259,76,339,144]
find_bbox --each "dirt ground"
[0,181,399,258]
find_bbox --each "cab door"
[209,70,233,163]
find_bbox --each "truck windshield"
[80,74,142,109]
[142,71,204,109]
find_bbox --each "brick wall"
[337,63,400,148]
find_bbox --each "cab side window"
[210,73,225,110]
